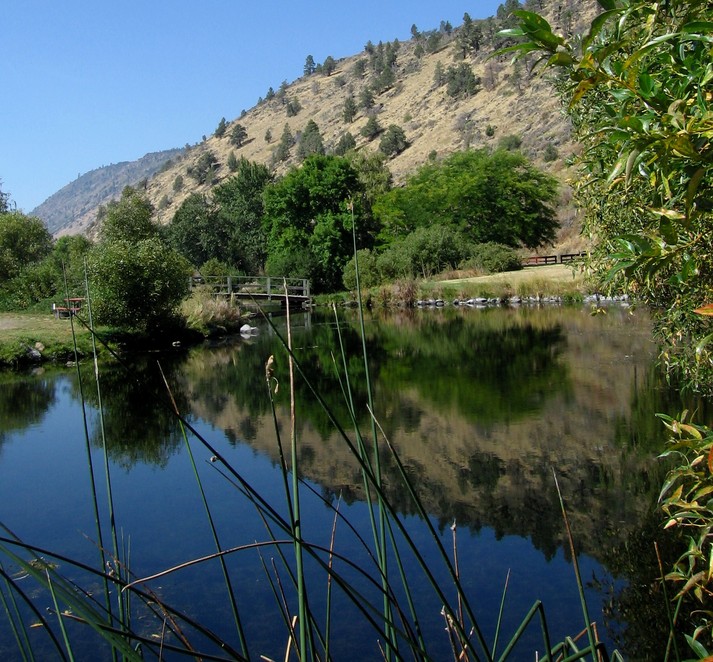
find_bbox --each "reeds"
[0,260,621,661]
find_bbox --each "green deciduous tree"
[90,188,191,331]
[0,181,10,213]
[0,211,52,282]
[100,186,157,243]
[373,149,558,248]
[88,237,191,332]
[166,194,227,267]
[213,157,273,273]
[263,155,370,291]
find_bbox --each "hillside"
[31,148,184,236]
[34,0,596,250]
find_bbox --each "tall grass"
[0,265,624,660]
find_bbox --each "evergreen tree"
[214,117,228,138]
[304,54,316,76]
[264,128,273,143]
[229,123,248,147]
[334,132,356,156]
[274,124,294,162]
[379,125,408,157]
[360,116,381,141]
[342,95,358,123]
[322,55,337,76]
[359,86,375,110]
[297,120,325,160]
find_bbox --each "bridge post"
[266,276,271,302]
[227,276,232,294]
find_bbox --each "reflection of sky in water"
[0,380,614,659]
[0,307,682,659]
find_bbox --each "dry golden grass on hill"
[50,0,598,252]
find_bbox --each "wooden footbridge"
[195,275,311,308]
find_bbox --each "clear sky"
[2,1,502,213]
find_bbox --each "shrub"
[199,258,234,280]
[462,242,523,273]
[88,238,192,332]
[543,143,559,162]
[342,249,382,290]
[498,134,523,151]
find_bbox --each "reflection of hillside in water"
[183,306,675,560]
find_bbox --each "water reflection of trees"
[0,374,56,448]
[73,358,189,469]
[183,307,676,562]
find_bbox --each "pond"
[0,304,700,660]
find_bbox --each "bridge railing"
[194,275,311,304]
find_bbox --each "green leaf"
[546,51,574,67]
[583,9,625,51]
[686,168,706,220]
[638,72,655,98]
[681,22,713,35]
[659,219,678,245]
[684,633,710,657]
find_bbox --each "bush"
[88,238,192,332]
[342,249,382,290]
[498,134,523,151]
[462,242,523,273]
[543,143,558,162]
[199,258,234,279]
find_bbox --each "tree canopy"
[0,211,53,281]
[263,154,369,292]
[373,149,558,248]
[90,187,190,332]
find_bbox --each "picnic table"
[52,297,85,319]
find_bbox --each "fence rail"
[522,252,586,267]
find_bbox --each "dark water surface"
[0,305,699,660]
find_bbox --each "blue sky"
[2,2,502,213]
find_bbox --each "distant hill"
[31,148,184,235]
[32,0,595,251]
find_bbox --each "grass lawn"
[0,311,100,367]
[418,263,592,300]
[439,264,585,287]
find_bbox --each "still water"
[0,304,694,659]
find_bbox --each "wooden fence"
[522,252,586,267]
